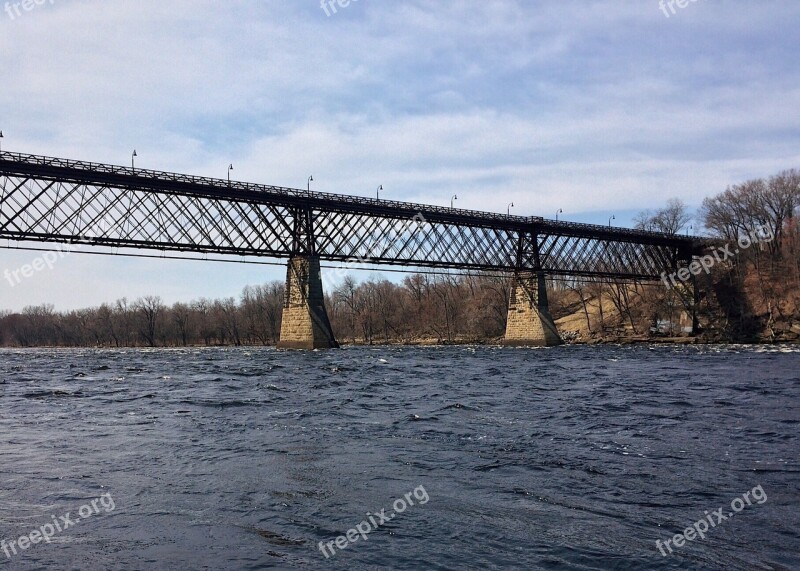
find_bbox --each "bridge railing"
[0,150,536,221]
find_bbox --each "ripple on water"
[0,344,797,570]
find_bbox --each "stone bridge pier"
[277,256,339,349]
[503,271,563,347]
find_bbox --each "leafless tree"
[133,296,164,347]
[636,198,692,235]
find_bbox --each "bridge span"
[0,151,699,348]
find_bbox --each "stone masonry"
[503,271,563,347]
[277,256,339,349]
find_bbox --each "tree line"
[0,274,510,347]
[554,168,799,340]
[697,169,799,339]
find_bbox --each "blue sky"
[1,0,799,311]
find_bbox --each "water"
[0,345,798,570]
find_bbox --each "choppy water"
[0,345,798,570]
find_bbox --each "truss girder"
[0,175,296,257]
[0,152,696,280]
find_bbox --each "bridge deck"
[0,151,698,280]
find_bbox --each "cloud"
[1,0,798,310]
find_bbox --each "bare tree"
[172,302,191,346]
[133,296,164,347]
[636,198,692,235]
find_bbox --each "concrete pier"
[503,271,563,347]
[277,256,339,349]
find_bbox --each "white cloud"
[1,0,798,310]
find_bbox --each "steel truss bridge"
[0,151,698,281]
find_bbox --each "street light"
[686,225,693,236]
[608,215,616,227]
[556,208,563,222]
[308,175,314,193]
[451,194,458,208]
[228,164,234,185]
[131,149,137,169]
[377,185,383,200]
[507,202,514,216]
[0,131,4,152]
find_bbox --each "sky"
[1,0,799,311]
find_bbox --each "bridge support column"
[503,271,563,347]
[277,256,339,349]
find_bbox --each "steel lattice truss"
[0,152,697,280]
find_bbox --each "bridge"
[0,151,699,348]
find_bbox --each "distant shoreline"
[1,337,797,350]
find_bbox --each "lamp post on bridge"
[451,194,458,208]
[0,131,4,152]
[556,208,563,222]
[507,202,514,216]
[377,185,382,200]
[608,215,615,228]
[228,164,234,186]
[307,175,313,194]
[131,150,137,169]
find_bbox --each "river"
[0,345,798,570]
